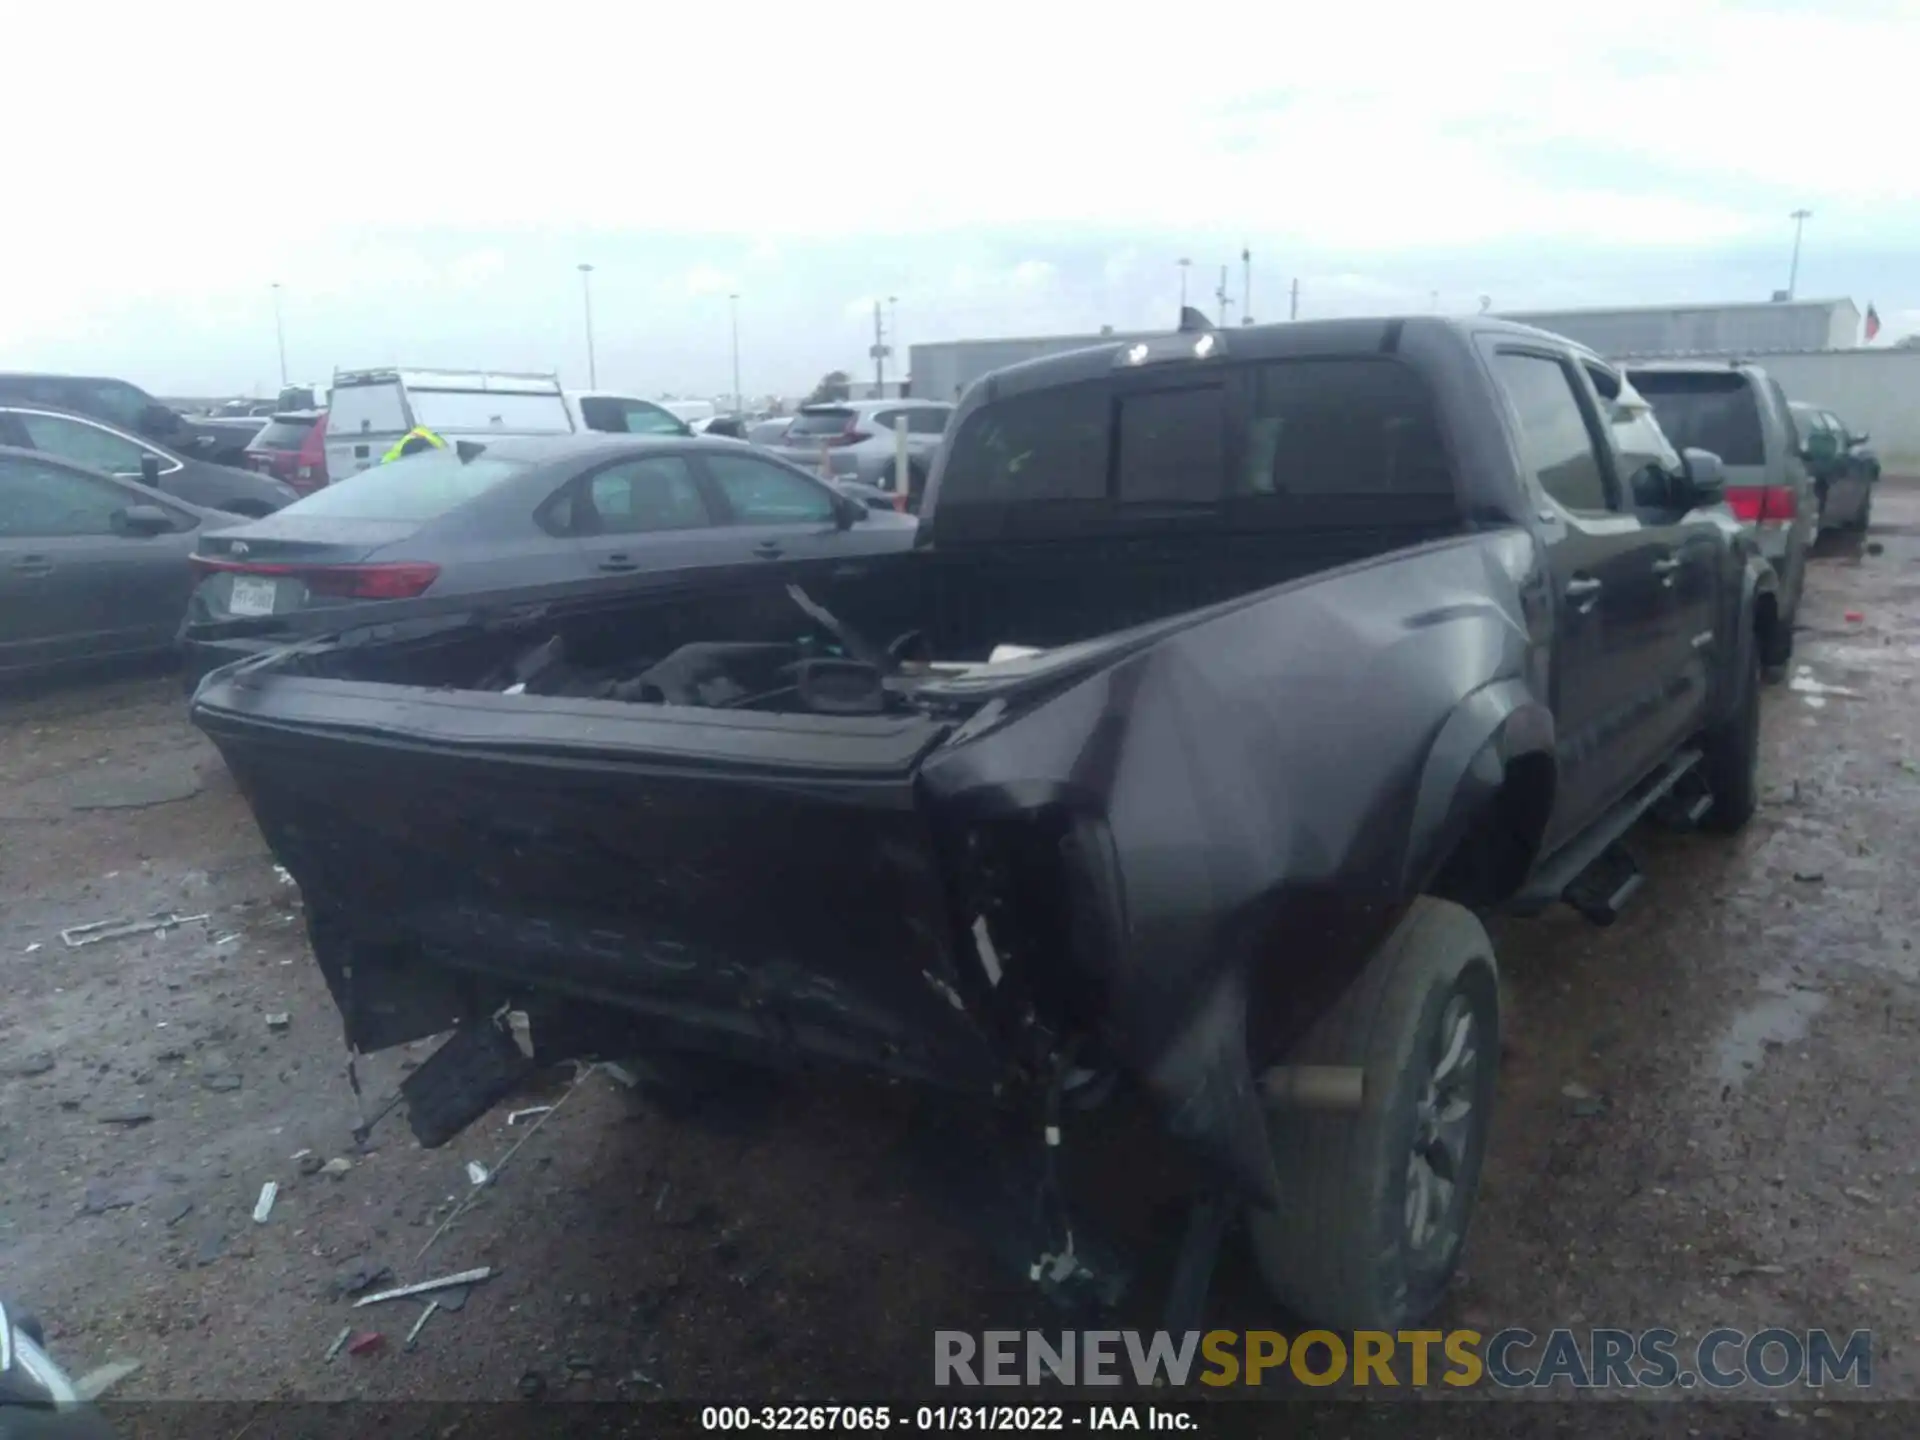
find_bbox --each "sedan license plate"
[227,576,281,617]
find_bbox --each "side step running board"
[1508,747,1703,923]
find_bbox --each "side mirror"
[833,493,865,529]
[117,504,174,537]
[1680,448,1726,507]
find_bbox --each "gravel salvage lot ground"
[6,488,1920,1418]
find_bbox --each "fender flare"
[1401,678,1557,896]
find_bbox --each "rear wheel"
[1246,897,1499,1330]
[1854,484,1875,533]
[1700,642,1761,833]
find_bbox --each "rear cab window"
[936,356,1455,535]
[1627,371,1765,467]
[285,452,530,521]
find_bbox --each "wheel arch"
[1403,679,1558,909]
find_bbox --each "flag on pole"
[1865,304,1882,341]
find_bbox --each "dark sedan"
[180,432,918,682]
[1790,401,1879,532]
[0,405,297,518]
[0,445,244,681]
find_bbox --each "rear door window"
[13,411,161,476]
[327,382,407,438]
[576,456,711,534]
[0,456,133,536]
[906,407,951,436]
[1627,372,1765,466]
[1493,353,1614,514]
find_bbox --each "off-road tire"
[1700,642,1761,833]
[1246,897,1500,1330]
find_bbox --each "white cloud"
[681,264,739,299]
[2,0,1914,389]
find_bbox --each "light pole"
[1177,257,1191,311]
[887,296,900,393]
[1786,209,1812,300]
[728,293,742,415]
[270,283,288,387]
[577,263,597,387]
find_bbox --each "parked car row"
[0,342,1875,694]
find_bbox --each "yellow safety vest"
[381,427,447,463]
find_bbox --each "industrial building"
[906,297,1911,472]
[1496,298,1862,357]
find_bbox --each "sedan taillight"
[188,556,441,600]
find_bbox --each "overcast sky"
[3,1,1914,399]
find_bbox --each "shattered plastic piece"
[404,1300,440,1351]
[347,1331,385,1357]
[321,1157,354,1178]
[507,1105,555,1125]
[273,866,294,886]
[72,1359,142,1401]
[353,1266,493,1308]
[23,942,42,954]
[61,912,210,949]
[600,1064,639,1090]
[212,933,241,947]
[253,1182,278,1223]
[324,1327,352,1362]
[466,1161,491,1187]
[519,1370,547,1400]
[1844,610,1864,623]
[265,1013,291,1031]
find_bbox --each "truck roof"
[332,368,563,394]
[958,315,1576,404]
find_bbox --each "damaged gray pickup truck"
[190,316,1780,1331]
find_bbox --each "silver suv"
[1626,360,1816,644]
[764,399,952,508]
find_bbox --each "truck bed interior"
[274,516,1466,717]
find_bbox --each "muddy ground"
[5,489,1920,1423]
